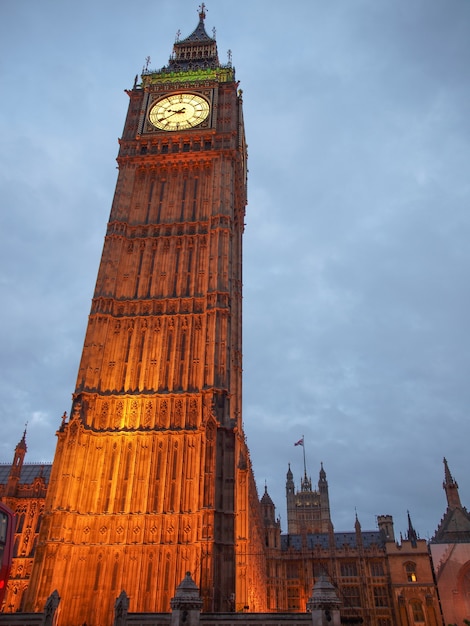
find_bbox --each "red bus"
[0,503,15,606]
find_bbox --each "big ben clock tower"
[25,7,266,624]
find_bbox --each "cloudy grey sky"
[1,0,469,538]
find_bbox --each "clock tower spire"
[25,9,264,624]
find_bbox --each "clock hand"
[158,108,186,122]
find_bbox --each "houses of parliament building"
[1,7,469,626]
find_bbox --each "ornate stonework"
[20,10,266,625]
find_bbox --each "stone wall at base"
[0,616,43,626]
[0,614,317,626]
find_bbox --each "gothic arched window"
[405,561,417,582]
[411,600,425,622]
[15,506,26,533]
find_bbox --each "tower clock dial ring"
[149,93,210,131]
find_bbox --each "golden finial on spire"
[198,3,206,21]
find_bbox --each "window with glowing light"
[405,562,417,582]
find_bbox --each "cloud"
[1,0,469,539]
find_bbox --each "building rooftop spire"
[407,510,418,547]
[164,5,219,73]
[199,3,207,22]
[443,457,462,510]
[18,426,28,451]
[444,456,456,486]
[432,459,470,543]
[178,4,215,45]
[141,4,235,86]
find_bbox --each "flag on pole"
[294,438,304,447]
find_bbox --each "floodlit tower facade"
[286,463,332,535]
[25,8,266,624]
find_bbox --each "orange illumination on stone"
[23,12,267,625]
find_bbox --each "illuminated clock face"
[149,93,210,131]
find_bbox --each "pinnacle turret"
[431,459,470,544]
[407,510,418,547]
[18,428,27,451]
[443,457,462,510]
[355,512,361,533]
[6,428,28,495]
[286,463,293,481]
[261,484,274,507]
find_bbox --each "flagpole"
[294,436,307,479]
[302,435,307,478]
